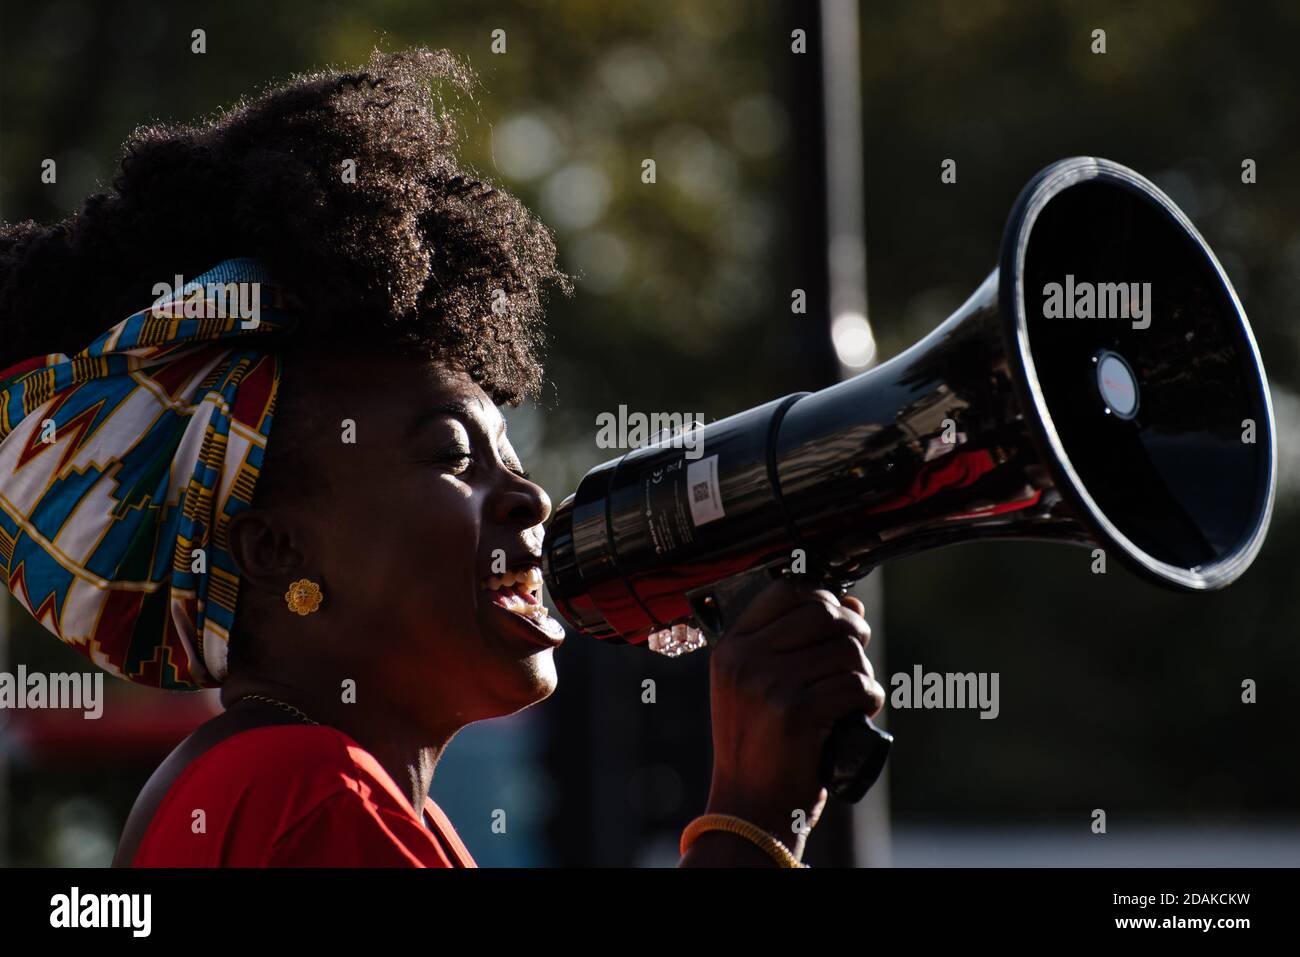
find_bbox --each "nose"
[492,471,551,529]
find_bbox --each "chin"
[519,647,559,700]
[490,647,558,717]
[472,601,564,715]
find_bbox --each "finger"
[774,601,871,657]
[742,596,863,654]
[725,578,810,634]
[797,670,887,729]
[810,587,841,607]
[781,634,875,689]
[727,578,840,637]
[838,596,873,649]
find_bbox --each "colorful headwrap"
[0,259,297,689]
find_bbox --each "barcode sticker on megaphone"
[687,454,725,527]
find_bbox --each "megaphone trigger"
[686,563,785,645]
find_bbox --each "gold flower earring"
[285,578,323,616]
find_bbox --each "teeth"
[480,572,561,639]
[482,566,545,601]
[481,571,565,640]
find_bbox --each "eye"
[430,446,473,473]
[508,465,532,481]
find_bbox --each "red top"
[132,724,476,867]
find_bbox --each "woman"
[0,49,885,867]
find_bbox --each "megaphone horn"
[542,156,1277,802]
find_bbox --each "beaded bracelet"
[680,814,809,868]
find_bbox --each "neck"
[219,675,458,816]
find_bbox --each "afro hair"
[0,47,570,406]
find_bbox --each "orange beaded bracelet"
[680,814,809,868]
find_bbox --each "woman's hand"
[682,578,884,866]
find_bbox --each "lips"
[480,564,565,646]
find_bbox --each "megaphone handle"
[821,711,893,804]
[820,581,893,803]
[688,566,894,804]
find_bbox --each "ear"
[227,507,309,595]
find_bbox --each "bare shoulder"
[112,710,341,867]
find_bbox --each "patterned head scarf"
[0,259,297,689]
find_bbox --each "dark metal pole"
[818,0,893,869]
[785,0,892,867]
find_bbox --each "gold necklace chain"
[235,693,320,726]
[233,694,444,841]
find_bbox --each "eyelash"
[435,449,529,481]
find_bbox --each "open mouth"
[480,566,565,645]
